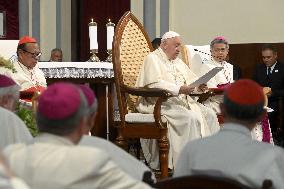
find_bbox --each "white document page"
[188,67,223,87]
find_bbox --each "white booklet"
[188,67,223,87]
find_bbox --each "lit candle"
[89,18,98,50]
[106,19,115,50]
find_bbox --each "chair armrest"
[121,85,171,98]
[121,85,170,128]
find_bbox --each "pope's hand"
[179,85,195,95]
[198,84,208,92]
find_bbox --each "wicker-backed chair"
[112,11,170,178]
[153,175,273,189]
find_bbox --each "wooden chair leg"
[115,129,128,151]
[158,129,169,178]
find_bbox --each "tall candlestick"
[89,18,98,50]
[106,19,115,50]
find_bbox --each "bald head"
[0,74,20,111]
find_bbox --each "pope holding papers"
[135,31,220,170]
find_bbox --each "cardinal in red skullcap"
[175,79,284,188]
[1,36,47,92]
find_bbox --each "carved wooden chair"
[112,11,171,178]
[153,175,273,189]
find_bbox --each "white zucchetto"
[161,31,180,41]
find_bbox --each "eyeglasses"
[212,48,228,53]
[22,49,42,58]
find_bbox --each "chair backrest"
[153,175,273,189]
[181,45,211,76]
[113,11,153,117]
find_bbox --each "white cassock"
[3,59,46,90]
[198,58,233,113]
[174,123,284,189]
[136,48,220,169]
[3,133,151,189]
[0,172,30,189]
[79,135,154,181]
[0,107,33,150]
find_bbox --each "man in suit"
[174,79,284,188]
[4,82,151,189]
[253,44,284,144]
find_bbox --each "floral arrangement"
[0,56,16,73]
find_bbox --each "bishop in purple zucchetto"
[37,82,82,120]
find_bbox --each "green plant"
[16,105,38,137]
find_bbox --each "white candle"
[106,19,115,50]
[89,19,98,50]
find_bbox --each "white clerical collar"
[157,48,175,63]
[17,59,35,72]
[211,57,227,66]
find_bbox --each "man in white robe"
[77,84,154,181]
[0,153,30,189]
[136,31,220,170]
[4,36,46,90]
[174,79,284,189]
[0,74,33,150]
[4,82,151,189]
[196,36,234,113]
[197,37,273,143]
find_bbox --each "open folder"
[188,67,223,88]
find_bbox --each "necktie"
[267,67,272,87]
[267,67,272,77]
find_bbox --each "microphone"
[193,48,226,63]
[194,48,211,57]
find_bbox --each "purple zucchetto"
[78,84,95,107]
[0,74,17,87]
[78,84,97,114]
[213,36,228,42]
[38,82,81,120]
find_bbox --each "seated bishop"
[198,37,273,144]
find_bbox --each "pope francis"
[136,31,220,170]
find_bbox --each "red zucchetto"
[38,83,81,120]
[18,36,37,45]
[225,79,264,105]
